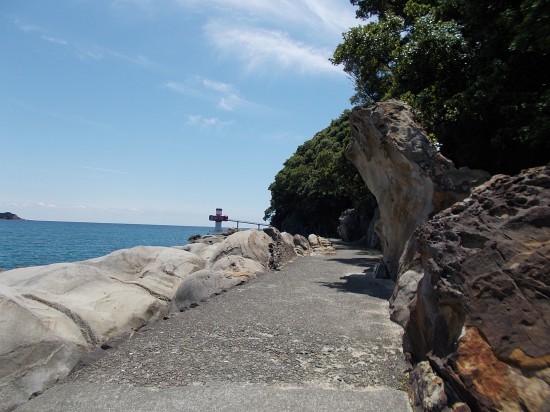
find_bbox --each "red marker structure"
[209,208,229,232]
[208,208,269,231]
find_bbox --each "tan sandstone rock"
[210,255,265,282]
[347,100,489,279]
[207,230,272,269]
[307,234,335,255]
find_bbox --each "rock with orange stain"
[390,165,550,411]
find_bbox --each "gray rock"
[171,269,238,311]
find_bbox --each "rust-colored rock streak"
[391,165,550,410]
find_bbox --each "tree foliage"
[332,0,550,174]
[264,111,374,236]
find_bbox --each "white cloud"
[206,22,340,74]
[41,35,68,45]
[172,0,356,35]
[165,76,268,112]
[202,79,234,94]
[117,0,356,75]
[186,114,232,129]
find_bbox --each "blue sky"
[1,0,357,226]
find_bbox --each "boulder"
[308,234,335,255]
[209,255,265,283]
[293,234,312,256]
[177,243,218,261]
[280,231,295,246]
[207,230,272,269]
[390,165,550,411]
[171,269,239,311]
[263,227,298,270]
[0,246,204,411]
[347,100,489,279]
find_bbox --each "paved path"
[18,244,411,411]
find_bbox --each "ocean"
[0,220,214,271]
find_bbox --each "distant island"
[0,212,23,220]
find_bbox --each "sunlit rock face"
[0,246,205,412]
[347,100,489,279]
[391,165,550,411]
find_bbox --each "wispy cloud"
[12,18,41,33]
[11,16,155,69]
[205,22,339,75]
[41,35,69,46]
[164,76,267,112]
[37,202,58,208]
[186,114,233,129]
[116,0,356,75]
[172,0,356,35]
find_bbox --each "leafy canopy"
[332,0,550,174]
[264,111,374,236]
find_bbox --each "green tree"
[264,111,375,236]
[332,0,550,174]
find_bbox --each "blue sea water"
[0,220,213,270]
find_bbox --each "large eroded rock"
[0,246,204,411]
[391,165,550,411]
[347,100,489,279]
[207,230,272,269]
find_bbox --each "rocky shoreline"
[0,228,334,411]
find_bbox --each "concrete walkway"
[17,244,411,411]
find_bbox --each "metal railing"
[228,219,269,230]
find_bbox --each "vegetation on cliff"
[264,111,375,237]
[332,0,550,174]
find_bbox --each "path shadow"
[319,273,395,300]
[326,254,381,267]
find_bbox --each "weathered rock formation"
[264,227,298,270]
[391,165,550,411]
[0,228,333,411]
[346,100,489,279]
[0,246,204,411]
